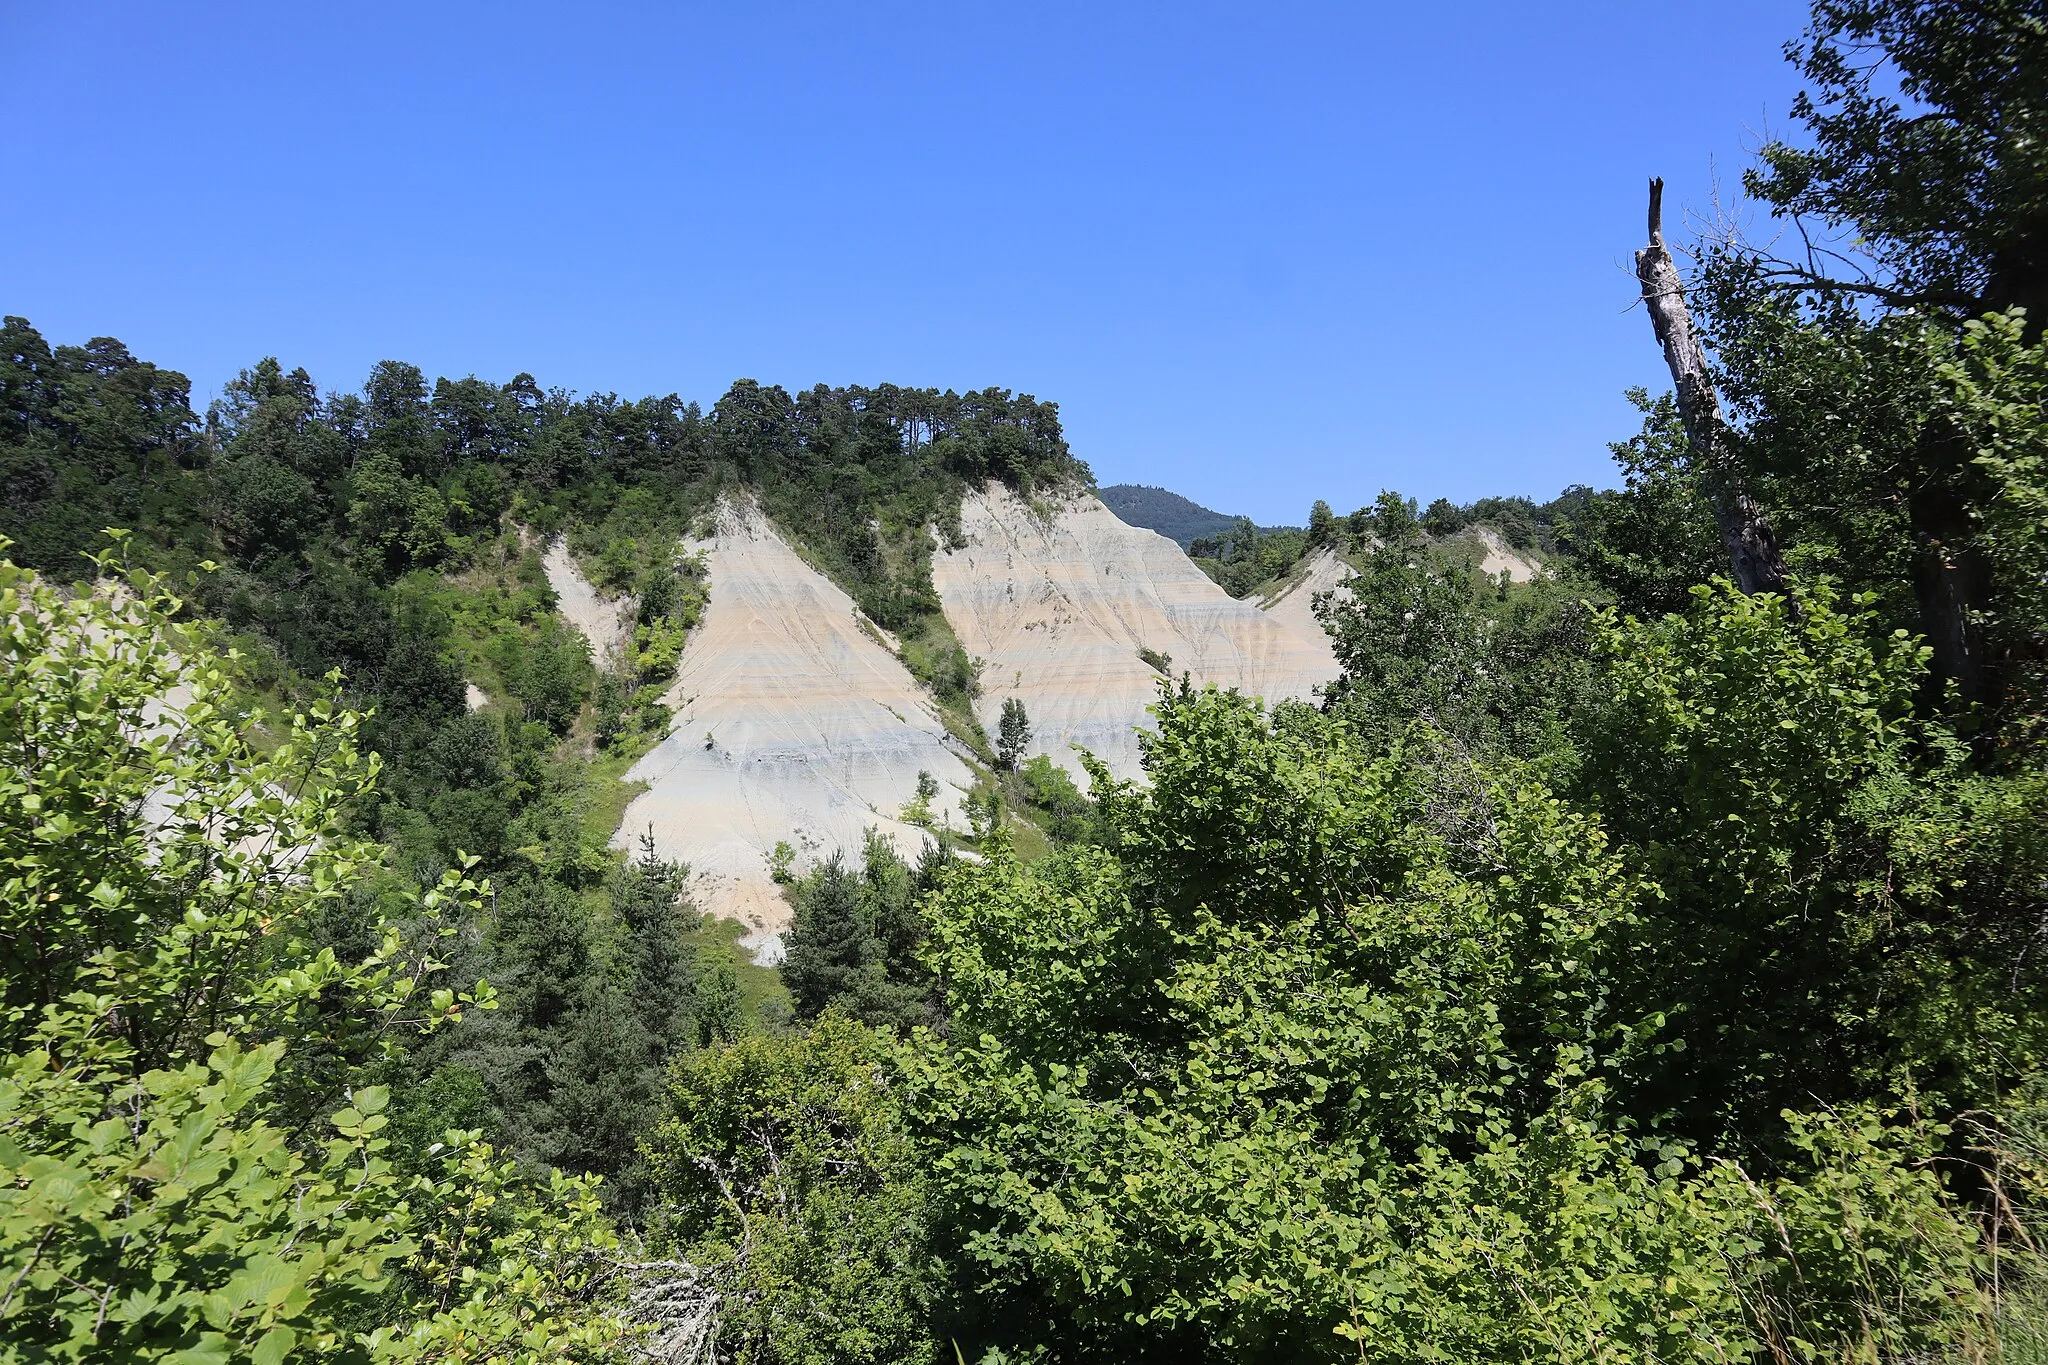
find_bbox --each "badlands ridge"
[936,486,1345,781]
[544,486,1364,958]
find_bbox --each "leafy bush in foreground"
[0,544,625,1362]
[898,598,2038,1361]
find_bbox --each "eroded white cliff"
[933,485,1342,783]
[574,489,1351,960]
[613,502,972,959]
[542,536,633,665]
[1257,546,1355,648]
[1471,527,1541,583]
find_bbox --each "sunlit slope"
[553,487,1349,957]
[934,484,1341,783]
[609,502,973,956]
[1255,545,1355,644]
[1472,526,1541,583]
[542,536,633,664]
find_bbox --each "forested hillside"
[0,346,1084,1218]
[6,2,2048,1361]
[1098,483,1269,548]
[1103,481,1576,600]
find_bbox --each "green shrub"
[0,544,626,1362]
[644,1014,943,1365]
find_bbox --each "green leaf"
[251,1324,297,1365]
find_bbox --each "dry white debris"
[620,1258,719,1364]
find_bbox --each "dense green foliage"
[781,833,945,1031]
[906,672,2018,1360]
[644,1013,943,1365]
[1190,516,1312,596]
[712,3,2048,1357]
[1412,490,1587,555]
[1689,0,2048,723]
[0,324,203,574]
[0,554,625,1362]
[7,2,2048,1360]
[1316,506,1595,761]
[0,339,1084,690]
[0,329,1088,1219]
[1551,392,1727,619]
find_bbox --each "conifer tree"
[1307,498,1336,549]
[780,841,932,1028]
[997,695,1032,770]
[615,829,698,1052]
[781,856,872,1018]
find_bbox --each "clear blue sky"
[2,1,1812,523]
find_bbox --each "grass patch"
[936,697,995,768]
[897,611,995,763]
[576,735,659,852]
[1005,810,1054,862]
[685,913,794,1023]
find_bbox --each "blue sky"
[3,1,1811,523]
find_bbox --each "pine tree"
[1307,498,1336,549]
[780,841,933,1028]
[615,828,698,1053]
[997,695,1032,770]
[781,856,872,1017]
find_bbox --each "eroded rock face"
[1257,546,1354,646]
[586,489,1348,960]
[541,537,633,665]
[613,502,971,960]
[933,485,1342,783]
[1472,527,1541,583]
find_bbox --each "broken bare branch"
[1635,176,1790,594]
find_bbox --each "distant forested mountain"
[1097,483,1287,548]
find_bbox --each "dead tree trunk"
[1909,473,1987,703]
[1635,178,1790,594]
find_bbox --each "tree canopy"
[6,2,2048,1359]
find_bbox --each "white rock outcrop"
[1256,546,1355,649]
[542,536,634,665]
[933,485,1342,783]
[613,502,972,960]
[1472,527,1541,584]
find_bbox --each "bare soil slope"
[612,502,972,959]
[1473,527,1542,583]
[541,536,633,664]
[934,485,1340,783]
[1257,546,1355,644]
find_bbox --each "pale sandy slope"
[1470,527,1541,583]
[613,502,974,960]
[1257,546,1355,648]
[542,536,634,665]
[935,485,1342,783]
